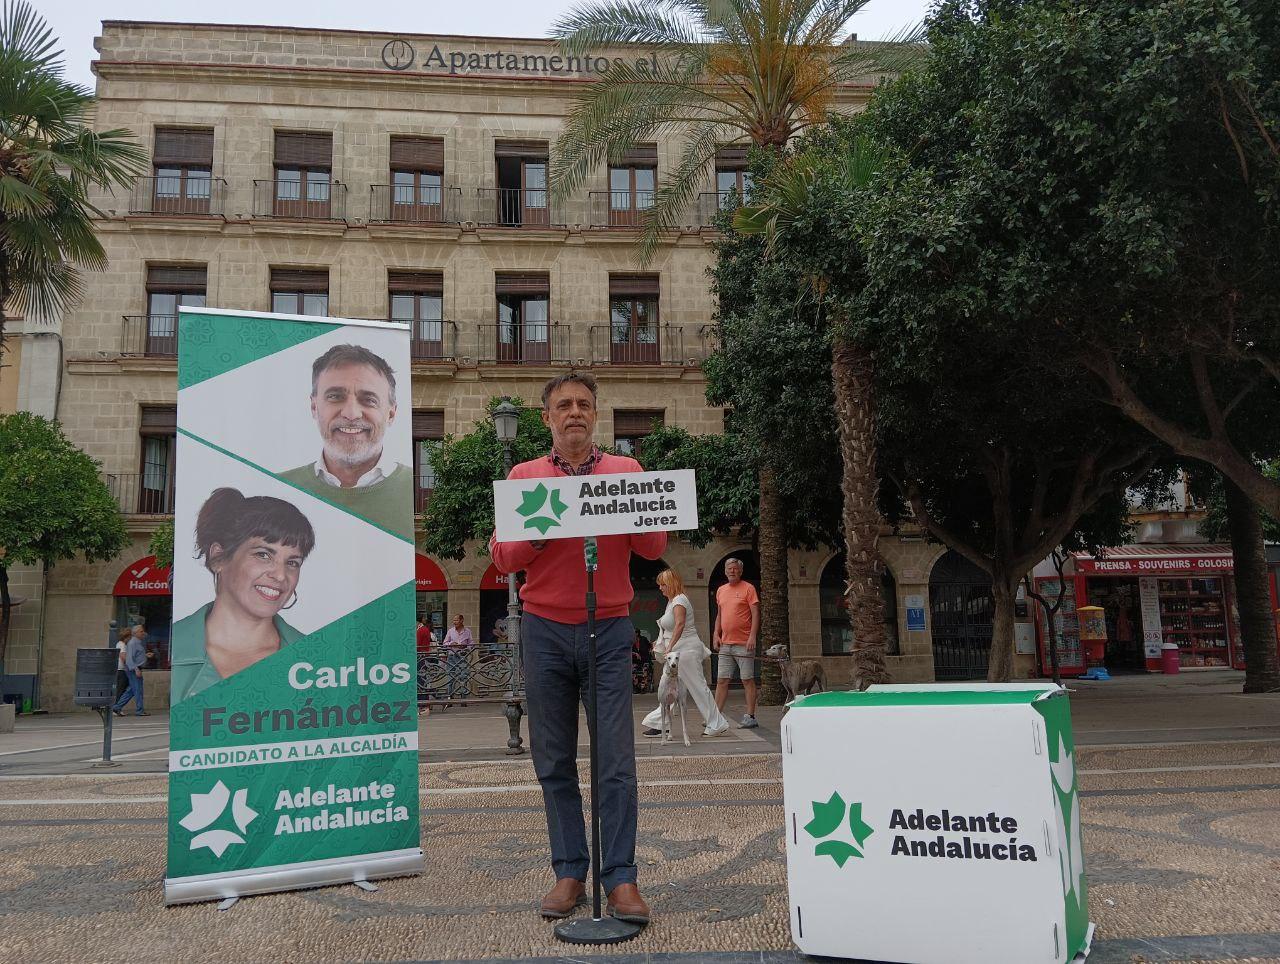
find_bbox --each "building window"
[714,145,752,208]
[608,145,656,226]
[138,405,177,515]
[273,131,333,217]
[613,409,664,457]
[390,136,445,221]
[144,264,206,356]
[494,272,551,363]
[494,140,549,226]
[270,268,329,316]
[151,127,213,214]
[390,271,446,360]
[412,410,445,512]
[608,275,660,364]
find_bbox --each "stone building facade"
[23,21,1033,711]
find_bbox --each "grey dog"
[764,643,827,702]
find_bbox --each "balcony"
[589,324,691,366]
[369,184,464,225]
[106,473,175,515]
[253,178,347,220]
[121,315,178,357]
[128,176,226,216]
[475,188,562,228]
[697,191,746,227]
[587,191,656,229]
[475,323,571,365]
[408,320,459,363]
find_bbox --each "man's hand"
[135,668,143,678]
[746,636,757,651]
[530,540,547,550]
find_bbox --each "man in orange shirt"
[712,558,760,728]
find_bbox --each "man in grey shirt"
[112,626,150,717]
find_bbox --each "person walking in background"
[442,614,473,706]
[112,625,150,717]
[114,626,131,702]
[641,568,730,737]
[713,558,760,729]
[631,629,653,694]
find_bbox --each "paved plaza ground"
[2,671,1280,963]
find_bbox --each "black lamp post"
[492,400,525,754]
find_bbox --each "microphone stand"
[554,536,642,945]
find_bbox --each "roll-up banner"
[164,307,422,905]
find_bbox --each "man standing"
[278,344,413,539]
[713,558,760,729]
[112,625,150,717]
[442,614,473,706]
[491,372,665,926]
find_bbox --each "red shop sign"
[1076,555,1234,575]
[112,556,172,596]
[415,554,448,592]
[480,563,510,591]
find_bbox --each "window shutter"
[270,268,329,293]
[613,409,664,435]
[714,145,749,170]
[388,270,444,293]
[494,139,548,159]
[274,131,333,167]
[494,272,550,295]
[146,264,208,291]
[153,127,214,166]
[390,136,445,171]
[140,404,178,433]
[615,144,657,167]
[609,274,660,297]
[412,409,445,439]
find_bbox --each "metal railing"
[129,176,227,216]
[105,473,175,515]
[475,323,571,365]
[408,319,458,362]
[121,315,179,357]
[253,178,347,220]
[369,184,464,224]
[588,324,689,366]
[587,191,656,228]
[417,645,526,752]
[697,190,747,227]
[475,188,561,227]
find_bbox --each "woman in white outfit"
[641,568,730,738]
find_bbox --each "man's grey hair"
[725,558,744,568]
[311,344,397,403]
[541,371,598,408]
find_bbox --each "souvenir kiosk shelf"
[1158,577,1231,668]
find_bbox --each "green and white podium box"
[782,683,1092,963]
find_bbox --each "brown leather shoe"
[606,883,650,924]
[540,877,586,919]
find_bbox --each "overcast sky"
[46,0,933,90]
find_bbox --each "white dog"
[657,651,691,747]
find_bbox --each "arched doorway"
[929,550,994,679]
[629,556,668,646]
[708,550,760,684]
[819,554,900,656]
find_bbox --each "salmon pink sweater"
[489,452,668,623]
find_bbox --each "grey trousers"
[522,611,639,893]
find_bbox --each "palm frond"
[637,118,726,261]
[553,0,710,54]
[0,0,62,74]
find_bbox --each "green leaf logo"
[515,482,567,535]
[804,791,873,868]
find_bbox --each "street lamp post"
[492,400,525,755]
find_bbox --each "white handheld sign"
[493,469,698,542]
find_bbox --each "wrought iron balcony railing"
[105,472,175,515]
[129,176,227,216]
[369,184,464,224]
[405,319,458,362]
[697,190,747,227]
[587,190,657,228]
[588,323,689,366]
[475,323,571,365]
[121,315,178,357]
[253,178,347,220]
[475,188,562,228]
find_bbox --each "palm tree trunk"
[756,463,788,704]
[1224,480,1280,692]
[832,335,891,690]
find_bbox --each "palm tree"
[0,0,147,350]
[735,138,892,689]
[551,0,917,696]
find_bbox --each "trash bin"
[782,683,1093,963]
[1160,641,1181,675]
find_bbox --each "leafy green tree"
[0,413,128,673]
[0,1,147,349]
[421,399,552,561]
[149,518,175,570]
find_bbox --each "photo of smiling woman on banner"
[170,487,316,703]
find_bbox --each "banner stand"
[554,538,642,946]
